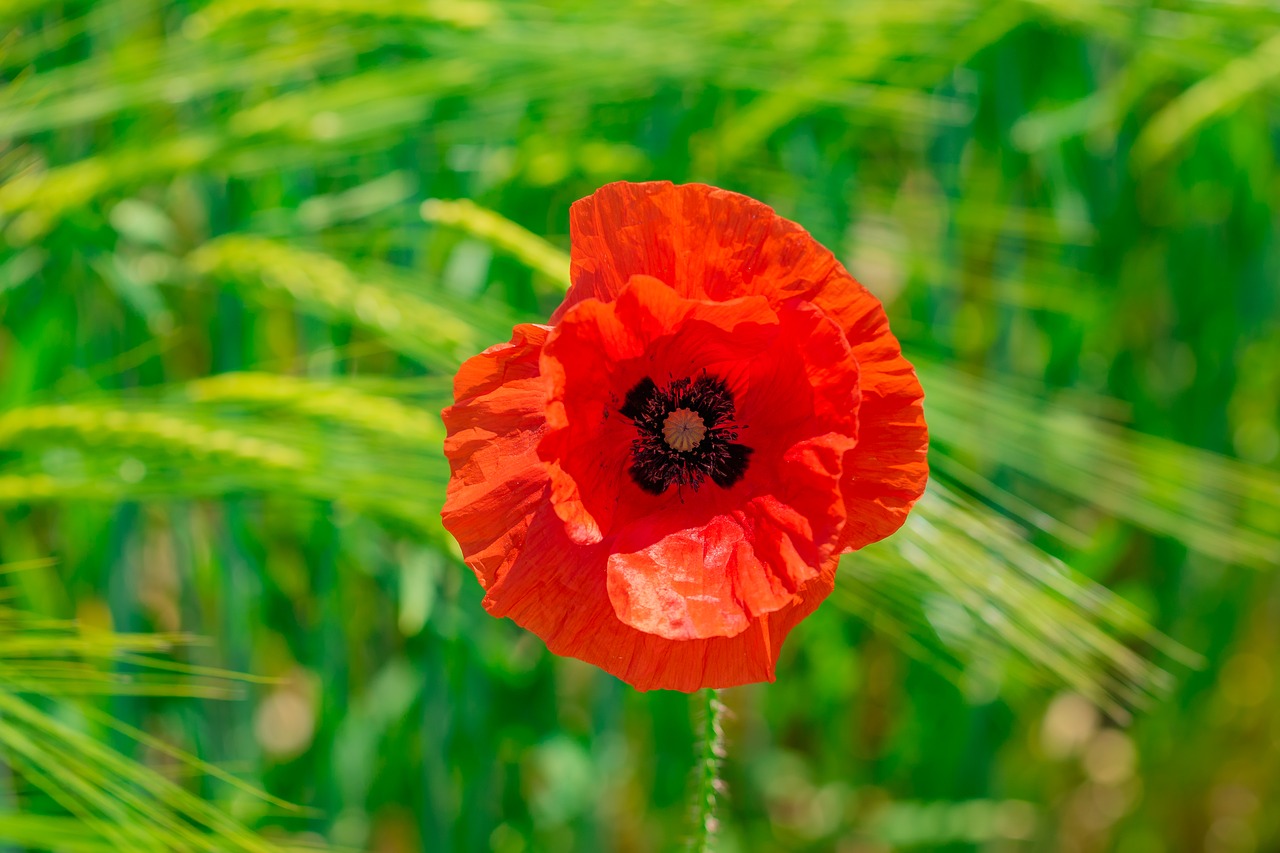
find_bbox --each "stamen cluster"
[620,374,752,495]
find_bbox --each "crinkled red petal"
[441,324,552,590]
[558,181,844,319]
[806,283,929,551]
[484,501,840,692]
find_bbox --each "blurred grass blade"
[1132,30,1280,168]
[190,0,499,31]
[186,372,445,445]
[421,198,571,287]
[185,235,508,371]
[844,483,1193,720]
[922,362,1280,570]
[0,568,300,852]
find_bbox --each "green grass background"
[2,1,1279,850]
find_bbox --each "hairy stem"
[691,688,726,852]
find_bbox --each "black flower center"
[619,374,753,495]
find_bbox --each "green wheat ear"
[185,235,503,371]
[0,561,314,853]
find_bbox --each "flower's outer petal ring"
[444,181,926,692]
[484,502,840,692]
[441,324,552,590]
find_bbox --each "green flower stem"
[692,688,726,852]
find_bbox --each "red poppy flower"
[442,181,928,692]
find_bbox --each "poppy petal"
[484,501,840,692]
[449,323,549,401]
[558,181,845,319]
[604,435,851,641]
[807,281,929,550]
[441,324,552,590]
[605,513,763,640]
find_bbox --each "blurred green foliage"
[1,1,1279,851]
